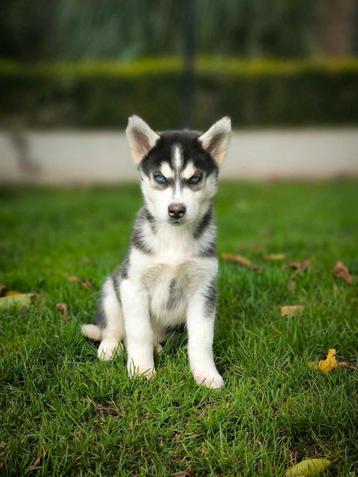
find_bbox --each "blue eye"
[154,173,167,185]
[188,174,202,185]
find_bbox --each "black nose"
[168,203,186,219]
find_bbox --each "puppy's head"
[126,115,231,225]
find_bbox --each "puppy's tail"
[81,324,102,341]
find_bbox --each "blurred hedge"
[1,57,358,129]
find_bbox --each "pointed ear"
[198,116,231,165]
[126,115,160,165]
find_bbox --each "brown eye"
[188,173,202,185]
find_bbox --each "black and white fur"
[82,115,231,388]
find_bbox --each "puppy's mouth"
[168,218,185,225]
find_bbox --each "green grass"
[1,181,357,476]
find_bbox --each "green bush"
[1,57,358,129]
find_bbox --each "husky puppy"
[82,115,231,388]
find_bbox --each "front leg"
[120,279,155,379]
[187,280,224,389]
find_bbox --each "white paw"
[127,360,156,380]
[193,371,224,389]
[97,339,121,361]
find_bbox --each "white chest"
[129,222,217,324]
[141,261,196,324]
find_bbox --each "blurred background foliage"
[1,0,357,60]
[1,58,358,129]
[1,0,357,128]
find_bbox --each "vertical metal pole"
[181,0,196,128]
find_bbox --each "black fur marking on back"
[193,206,213,239]
[112,256,129,283]
[111,273,122,304]
[110,256,130,309]
[139,131,218,178]
[120,256,129,279]
[204,279,217,316]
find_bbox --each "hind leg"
[97,278,125,361]
[152,322,167,353]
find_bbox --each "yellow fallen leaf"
[309,350,356,373]
[319,349,337,373]
[4,290,22,297]
[280,305,304,317]
[285,458,331,476]
[264,253,286,261]
[0,293,36,309]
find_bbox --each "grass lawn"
[1,181,357,476]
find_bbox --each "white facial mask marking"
[182,162,196,179]
[169,145,184,203]
[172,145,183,174]
[141,138,219,224]
[172,179,183,203]
[160,162,174,179]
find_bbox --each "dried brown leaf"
[289,260,311,278]
[221,253,252,266]
[333,261,352,284]
[221,253,259,270]
[289,260,311,271]
[80,279,93,289]
[27,448,46,472]
[280,305,304,317]
[337,360,357,370]
[88,398,123,417]
[65,275,93,289]
[56,303,68,322]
